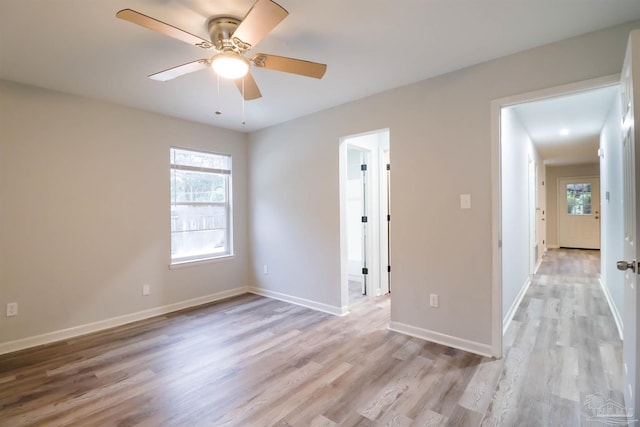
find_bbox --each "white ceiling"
[512,85,619,166]
[1,1,639,132]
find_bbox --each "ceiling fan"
[116,0,327,102]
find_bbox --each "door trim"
[490,73,619,359]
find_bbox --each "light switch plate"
[429,294,439,308]
[460,194,471,209]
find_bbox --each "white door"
[346,147,366,289]
[618,29,640,419]
[558,176,600,249]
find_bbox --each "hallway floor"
[483,249,627,425]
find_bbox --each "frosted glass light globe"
[211,52,249,79]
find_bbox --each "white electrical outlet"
[142,284,150,296]
[429,294,439,308]
[6,302,18,317]
[263,265,268,275]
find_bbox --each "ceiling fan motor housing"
[207,17,245,52]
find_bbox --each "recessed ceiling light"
[560,128,570,136]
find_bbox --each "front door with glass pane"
[558,176,600,249]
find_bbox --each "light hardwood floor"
[0,249,627,426]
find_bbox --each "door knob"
[617,260,636,272]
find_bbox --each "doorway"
[491,74,620,357]
[339,129,390,311]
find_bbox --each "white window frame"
[170,147,233,266]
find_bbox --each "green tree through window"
[567,183,592,215]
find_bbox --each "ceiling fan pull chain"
[242,77,246,125]
[215,74,222,115]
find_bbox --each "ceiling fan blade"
[231,0,288,50]
[148,59,210,81]
[116,9,213,49]
[234,72,262,100]
[251,54,327,79]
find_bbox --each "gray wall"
[0,80,250,344]
[501,107,539,325]
[600,90,624,330]
[249,21,639,350]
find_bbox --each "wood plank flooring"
[483,249,627,426]
[0,249,627,426]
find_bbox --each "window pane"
[171,170,226,203]
[171,205,227,233]
[171,229,227,261]
[171,148,230,170]
[567,183,592,215]
[171,205,227,260]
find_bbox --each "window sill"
[169,254,235,269]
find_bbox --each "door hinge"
[387,214,391,222]
[386,163,391,171]
[361,164,367,171]
[387,265,391,273]
[361,216,368,223]
[362,267,369,275]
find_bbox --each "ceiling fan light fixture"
[211,52,250,79]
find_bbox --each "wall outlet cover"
[6,302,18,317]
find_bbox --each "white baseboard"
[535,258,543,273]
[503,278,532,333]
[388,321,493,357]
[248,287,348,317]
[0,287,250,356]
[599,277,624,340]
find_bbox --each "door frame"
[339,128,391,311]
[490,74,619,358]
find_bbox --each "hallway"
[484,249,627,425]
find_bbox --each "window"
[170,147,232,264]
[566,183,592,215]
